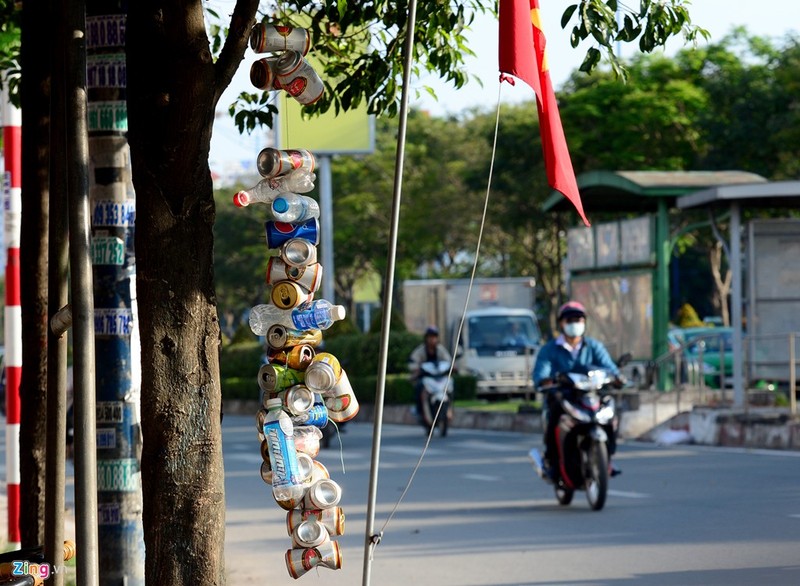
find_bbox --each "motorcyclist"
[409,326,452,424]
[533,301,622,478]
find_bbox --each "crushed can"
[304,352,342,393]
[268,344,316,370]
[285,539,342,579]
[279,384,315,416]
[266,257,323,293]
[286,506,345,537]
[266,324,323,350]
[302,478,342,510]
[257,363,305,393]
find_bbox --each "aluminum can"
[303,478,342,510]
[266,257,323,293]
[324,369,360,422]
[265,218,320,249]
[308,459,330,484]
[268,344,316,370]
[287,506,345,537]
[250,23,311,55]
[276,50,325,105]
[293,403,328,428]
[304,352,342,393]
[257,148,317,179]
[291,519,330,549]
[271,280,311,309]
[266,324,323,350]
[285,540,342,579]
[280,238,317,267]
[257,362,305,393]
[250,57,282,91]
[280,384,315,416]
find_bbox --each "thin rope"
[375,81,507,538]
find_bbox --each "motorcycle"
[418,360,455,437]
[529,368,621,511]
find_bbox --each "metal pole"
[319,155,335,302]
[66,0,100,581]
[1,83,23,550]
[44,19,70,581]
[730,203,744,407]
[362,1,418,583]
[790,333,796,415]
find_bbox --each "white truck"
[402,278,541,398]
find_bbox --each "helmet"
[424,325,440,337]
[557,301,586,321]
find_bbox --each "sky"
[209,0,798,171]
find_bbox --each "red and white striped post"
[2,89,22,549]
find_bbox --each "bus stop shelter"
[544,170,767,384]
[677,180,800,407]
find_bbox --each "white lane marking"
[790,514,800,519]
[459,439,524,453]
[383,446,445,456]
[462,473,501,482]
[608,489,650,499]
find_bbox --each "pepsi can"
[265,218,320,249]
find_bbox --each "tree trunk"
[18,0,51,547]
[126,1,255,583]
[710,241,732,326]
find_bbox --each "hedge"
[218,334,478,403]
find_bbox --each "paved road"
[223,414,800,585]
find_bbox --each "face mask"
[563,322,585,338]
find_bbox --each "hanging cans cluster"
[249,23,324,105]
[233,25,357,576]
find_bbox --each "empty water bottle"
[263,398,306,504]
[250,300,345,336]
[271,193,320,223]
[233,169,317,207]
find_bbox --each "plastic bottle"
[232,169,316,207]
[271,193,320,223]
[249,300,346,336]
[262,398,305,504]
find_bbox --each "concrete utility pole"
[86,0,145,583]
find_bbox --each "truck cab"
[455,307,541,399]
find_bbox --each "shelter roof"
[677,179,800,209]
[542,170,767,215]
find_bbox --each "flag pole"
[361,0,418,584]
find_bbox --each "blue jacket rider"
[533,300,621,477]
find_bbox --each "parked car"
[668,326,734,388]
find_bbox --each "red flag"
[498,0,590,226]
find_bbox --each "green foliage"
[321,330,419,377]
[0,0,21,101]
[219,340,263,379]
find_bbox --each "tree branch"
[214,0,259,104]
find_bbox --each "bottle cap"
[272,196,289,213]
[331,305,346,321]
[233,191,250,207]
[265,398,282,409]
